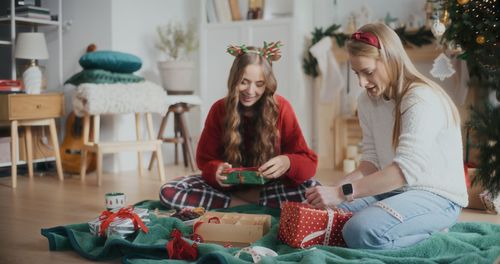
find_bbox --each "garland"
[302,24,434,77]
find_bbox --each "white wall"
[59,0,116,170]
[313,0,427,30]
[291,1,314,149]
[59,0,198,172]
[109,0,199,172]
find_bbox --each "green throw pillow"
[79,50,142,73]
[64,69,145,86]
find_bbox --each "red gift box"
[278,201,353,248]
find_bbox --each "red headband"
[351,31,381,49]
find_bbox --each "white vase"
[158,60,195,95]
[22,65,42,94]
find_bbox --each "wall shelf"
[0,16,60,26]
[0,0,63,84]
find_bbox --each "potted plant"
[156,19,198,95]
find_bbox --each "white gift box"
[88,207,150,238]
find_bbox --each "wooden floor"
[0,166,498,264]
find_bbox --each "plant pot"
[158,60,195,95]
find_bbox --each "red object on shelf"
[0,80,21,87]
[0,79,23,93]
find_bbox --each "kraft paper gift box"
[222,167,268,185]
[278,201,353,248]
[88,207,150,238]
[193,212,271,247]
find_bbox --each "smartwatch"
[341,183,354,202]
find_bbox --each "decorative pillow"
[65,69,145,86]
[79,50,142,73]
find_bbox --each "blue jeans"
[337,190,461,249]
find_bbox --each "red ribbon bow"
[351,31,381,49]
[190,216,221,243]
[98,206,149,237]
[166,229,198,260]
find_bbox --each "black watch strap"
[342,183,354,202]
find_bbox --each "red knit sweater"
[196,95,318,189]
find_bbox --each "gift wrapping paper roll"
[346,145,358,159]
[343,159,356,174]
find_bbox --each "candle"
[343,159,356,174]
[346,145,358,159]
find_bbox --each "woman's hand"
[259,155,290,179]
[305,185,344,209]
[215,162,232,187]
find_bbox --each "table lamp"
[15,32,49,94]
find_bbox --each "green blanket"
[41,201,500,264]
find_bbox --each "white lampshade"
[15,32,49,60]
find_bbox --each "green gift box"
[222,167,268,185]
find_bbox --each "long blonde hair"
[346,23,460,148]
[223,47,279,166]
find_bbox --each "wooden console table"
[0,93,64,188]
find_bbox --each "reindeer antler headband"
[227,41,283,62]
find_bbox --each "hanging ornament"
[476,35,486,45]
[489,90,500,107]
[430,53,456,81]
[447,41,463,55]
[431,19,446,38]
[441,9,450,24]
[457,0,469,5]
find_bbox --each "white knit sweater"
[357,86,468,207]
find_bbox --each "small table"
[0,93,64,188]
[148,95,201,172]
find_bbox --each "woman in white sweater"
[305,23,468,249]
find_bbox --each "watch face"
[342,184,353,195]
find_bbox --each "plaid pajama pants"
[159,174,321,210]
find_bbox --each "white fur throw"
[73,81,168,116]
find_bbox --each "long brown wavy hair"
[223,47,279,167]
[346,23,460,149]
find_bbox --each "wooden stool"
[80,112,166,186]
[148,102,196,171]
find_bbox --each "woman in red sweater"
[159,41,319,210]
